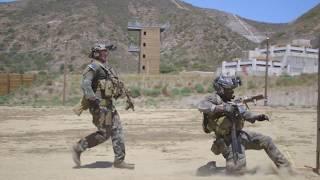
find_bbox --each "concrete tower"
[128,21,166,74]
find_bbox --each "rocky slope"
[0,0,318,73]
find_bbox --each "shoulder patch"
[88,63,98,72]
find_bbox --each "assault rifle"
[226,94,264,164]
[103,66,135,111]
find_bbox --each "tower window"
[143,31,147,35]
[143,43,146,47]
[143,54,146,58]
[142,65,145,70]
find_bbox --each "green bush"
[0,51,53,72]
[170,88,180,96]
[129,86,141,98]
[0,96,9,105]
[207,85,214,93]
[180,87,192,96]
[194,84,205,93]
[160,63,177,74]
[275,75,296,86]
[145,98,158,107]
[143,88,161,97]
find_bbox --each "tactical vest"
[205,114,244,136]
[204,94,245,136]
[72,60,120,116]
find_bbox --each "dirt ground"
[0,106,319,180]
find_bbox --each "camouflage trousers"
[76,110,126,163]
[211,131,290,172]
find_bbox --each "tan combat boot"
[113,161,135,170]
[72,143,83,167]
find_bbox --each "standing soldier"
[72,43,135,169]
[198,75,291,173]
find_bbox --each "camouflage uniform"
[198,93,290,172]
[75,60,126,163]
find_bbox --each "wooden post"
[7,73,10,94]
[20,74,24,87]
[264,37,270,106]
[138,30,141,74]
[63,40,68,105]
[316,36,320,174]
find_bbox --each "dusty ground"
[0,106,319,180]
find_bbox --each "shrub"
[145,98,158,107]
[275,75,295,86]
[180,87,192,96]
[170,88,180,96]
[207,85,214,93]
[160,63,177,74]
[0,96,9,105]
[129,86,141,98]
[143,88,161,97]
[194,84,205,93]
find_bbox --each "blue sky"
[182,0,320,23]
[0,0,15,2]
[1,0,319,23]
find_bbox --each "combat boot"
[72,143,84,167]
[113,161,135,170]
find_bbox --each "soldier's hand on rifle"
[256,114,269,121]
[202,118,210,134]
[125,99,135,111]
[89,98,100,110]
[223,103,235,115]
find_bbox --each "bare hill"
[0,0,318,73]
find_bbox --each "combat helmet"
[89,43,117,59]
[213,75,241,95]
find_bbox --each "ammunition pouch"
[98,79,123,99]
[211,138,227,155]
[92,108,113,128]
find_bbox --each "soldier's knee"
[78,138,89,151]
[261,135,273,148]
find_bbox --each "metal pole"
[264,37,270,106]
[63,40,68,106]
[316,36,320,174]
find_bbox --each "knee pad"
[226,157,246,172]
[78,139,89,151]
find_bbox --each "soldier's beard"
[98,57,107,63]
[220,93,234,102]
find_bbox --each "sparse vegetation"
[194,84,205,93]
[0,51,53,73]
[1,73,317,107]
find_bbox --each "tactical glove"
[256,114,269,121]
[202,125,210,134]
[202,117,210,134]
[88,98,100,111]
[125,99,135,111]
[223,103,235,115]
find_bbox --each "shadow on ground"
[79,161,113,169]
